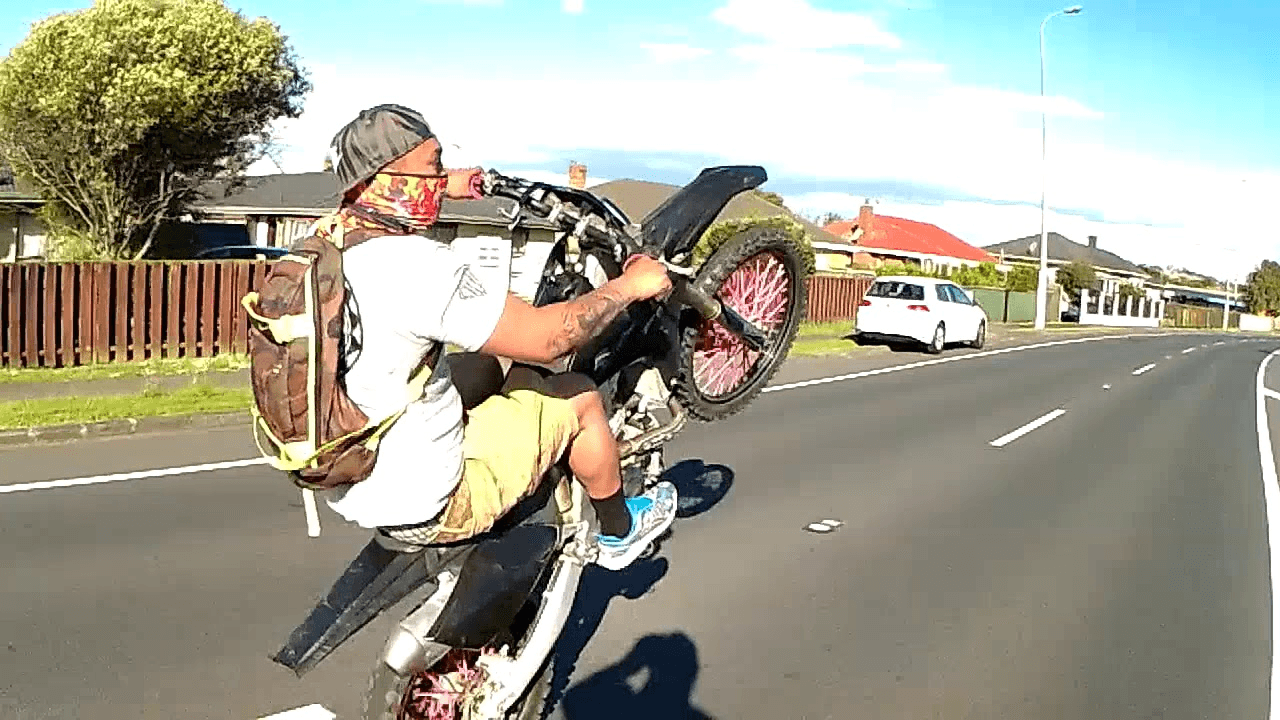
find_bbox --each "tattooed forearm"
[545,284,632,358]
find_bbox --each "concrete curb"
[0,411,250,448]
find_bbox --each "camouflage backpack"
[240,213,437,490]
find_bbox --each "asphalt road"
[2,332,1278,719]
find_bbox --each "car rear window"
[866,281,925,301]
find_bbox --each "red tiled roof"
[823,216,995,263]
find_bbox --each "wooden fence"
[1,261,269,369]
[1162,301,1241,329]
[2,264,874,369]
[805,274,874,323]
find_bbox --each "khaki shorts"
[383,388,580,545]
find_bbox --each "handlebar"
[481,170,768,351]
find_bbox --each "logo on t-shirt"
[456,266,487,300]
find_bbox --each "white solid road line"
[1265,388,1280,403]
[258,704,336,720]
[1132,363,1157,376]
[989,409,1067,448]
[0,458,269,495]
[1183,347,1198,354]
[1253,349,1280,720]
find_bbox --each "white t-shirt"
[324,234,506,528]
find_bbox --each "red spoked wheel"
[399,649,490,720]
[675,226,807,421]
[363,635,552,720]
[692,251,793,398]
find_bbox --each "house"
[0,165,46,262]
[586,175,855,272]
[982,232,1155,298]
[181,170,561,301]
[821,202,998,274]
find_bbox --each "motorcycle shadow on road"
[545,458,733,717]
[665,458,735,519]
[557,632,713,720]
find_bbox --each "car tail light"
[907,304,930,312]
[860,300,872,307]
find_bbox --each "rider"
[321,104,678,570]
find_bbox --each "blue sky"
[3,0,1278,279]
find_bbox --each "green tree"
[694,215,815,277]
[0,0,310,259]
[1244,260,1280,316]
[1004,263,1038,292]
[816,211,848,226]
[1117,282,1143,300]
[952,261,1002,288]
[751,190,788,209]
[1055,261,1098,297]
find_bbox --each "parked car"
[194,245,290,261]
[853,275,988,354]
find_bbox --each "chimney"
[568,162,587,189]
[1088,235,1097,249]
[856,199,875,245]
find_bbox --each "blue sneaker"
[595,481,678,571]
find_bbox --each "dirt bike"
[270,165,809,719]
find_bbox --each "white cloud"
[939,86,1103,120]
[561,0,583,14]
[640,42,712,64]
[730,45,944,78]
[250,49,1279,278]
[712,0,901,49]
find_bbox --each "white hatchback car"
[853,276,989,354]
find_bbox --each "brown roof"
[191,171,553,228]
[591,179,849,245]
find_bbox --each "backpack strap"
[248,342,442,474]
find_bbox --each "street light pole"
[1033,5,1083,330]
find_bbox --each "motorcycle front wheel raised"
[673,225,808,422]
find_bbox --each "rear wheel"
[363,651,552,720]
[674,227,807,422]
[362,570,556,720]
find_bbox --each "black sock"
[591,489,632,538]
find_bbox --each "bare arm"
[480,280,638,365]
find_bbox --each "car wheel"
[926,323,945,354]
[970,320,986,349]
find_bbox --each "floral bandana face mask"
[350,172,449,232]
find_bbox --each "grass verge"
[790,320,874,356]
[0,354,251,386]
[798,320,852,338]
[0,383,253,430]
